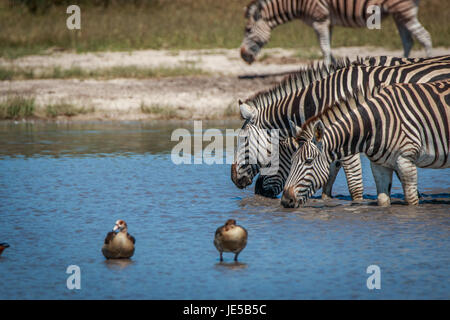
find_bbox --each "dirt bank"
[1,47,449,120]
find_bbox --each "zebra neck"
[260,0,298,28]
[257,65,365,136]
[320,101,371,161]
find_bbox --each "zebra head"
[255,136,299,198]
[281,120,331,208]
[240,1,271,64]
[231,100,279,189]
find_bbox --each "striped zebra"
[232,58,367,200]
[241,0,433,64]
[281,80,450,207]
[232,56,450,201]
[255,55,450,197]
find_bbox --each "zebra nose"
[281,187,297,208]
[240,46,254,64]
[231,163,252,189]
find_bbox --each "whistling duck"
[214,219,248,261]
[102,220,135,259]
[0,243,9,256]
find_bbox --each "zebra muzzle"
[281,186,298,208]
[240,46,255,64]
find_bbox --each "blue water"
[0,121,449,299]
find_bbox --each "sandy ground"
[1,46,449,120]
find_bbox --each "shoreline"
[2,47,449,121]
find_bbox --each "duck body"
[214,219,247,261]
[0,243,9,256]
[102,220,135,259]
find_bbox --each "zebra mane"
[244,0,263,19]
[244,57,353,110]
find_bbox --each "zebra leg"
[395,156,419,205]
[312,20,332,64]
[321,160,341,199]
[370,162,393,207]
[394,18,413,58]
[402,16,432,57]
[341,154,364,201]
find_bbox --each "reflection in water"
[103,259,134,270]
[0,121,448,299]
[215,261,248,270]
[0,120,242,158]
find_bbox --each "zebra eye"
[305,158,314,164]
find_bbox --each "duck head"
[225,219,236,226]
[113,220,128,233]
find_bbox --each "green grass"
[1,0,448,59]
[140,103,181,119]
[0,95,96,119]
[0,65,208,80]
[45,103,94,118]
[0,96,35,119]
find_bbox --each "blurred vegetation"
[0,96,35,119]
[45,102,94,117]
[0,95,97,119]
[0,65,208,80]
[1,0,449,58]
[140,102,181,119]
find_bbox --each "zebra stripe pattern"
[231,58,353,189]
[241,0,432,64]
[281,80,450,208]
[233,56,450,201]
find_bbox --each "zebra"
[281,80,450,207]
[241,0,433,65]
[255,55,450,197]
[232,58,366,201]
[232,56,450,201]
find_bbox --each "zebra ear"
[239,100,257,122]
[288,120,302,139]
[313,121,325,150]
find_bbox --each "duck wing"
[215,226,224,238]
[104,232,116,245]
[127,233,136,244]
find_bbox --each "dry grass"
[1,0,448,59]
[44,103,94,118]
[0,65,208,80]
[0,95,95,119]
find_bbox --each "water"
[0,121,449,299]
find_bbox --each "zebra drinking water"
[232,56,450,201]
[281,80,450,207]
[241,0,433,64]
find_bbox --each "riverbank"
[1,47,449,121]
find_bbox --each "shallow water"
[0,121,449,299]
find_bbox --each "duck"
[0,243,9,256]
[214,219,248,262]
[102,220,135,259]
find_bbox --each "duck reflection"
[215,261,248,270]
[103,258,134,270]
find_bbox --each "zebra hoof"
[321,193,332,200]
[377,194,391,207]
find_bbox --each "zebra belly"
[415,147,450,169]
